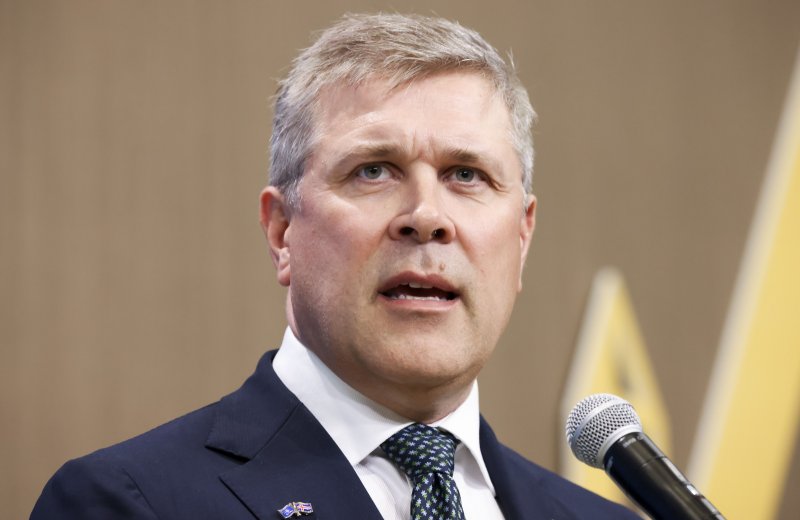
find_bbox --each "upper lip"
[377,272,459,297]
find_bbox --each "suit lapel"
[219,405,382,519]
[480,417,577,520]
[206,351,383,520]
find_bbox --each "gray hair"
[269,13,537,208]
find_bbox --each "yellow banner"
[687,49,800,519]
[561,49,800,519]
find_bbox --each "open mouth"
[380,282,458,301]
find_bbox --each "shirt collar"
[272,327,495,494]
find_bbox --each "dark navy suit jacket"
[31,351,639,519]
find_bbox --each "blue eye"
[358,164,388,180]
[453,167,477,182]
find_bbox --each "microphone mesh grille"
[565,393,641,468]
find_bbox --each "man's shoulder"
[494,441,640,519]
[31,402,231,519]
[80,401,220,468]
[57,402,225,479]
[32,351,295,519]
[77,348,292,468]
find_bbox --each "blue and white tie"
[381,423,466,520]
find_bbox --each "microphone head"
[566,393,643,468]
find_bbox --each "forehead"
[310,72,517,166]
[315,71,506,123]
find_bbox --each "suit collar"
[206,350,297,459]
[207,350,383,519]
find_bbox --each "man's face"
[262,72,536,418]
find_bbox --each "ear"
[260,186,292,287]
[517,193,537,291]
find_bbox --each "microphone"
[565,393,725,520]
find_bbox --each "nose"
[388,177,455,244]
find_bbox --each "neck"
[285,317,479,424]
[361,379,474,424]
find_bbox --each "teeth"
[390,294,447,301]
[407,282,434,289]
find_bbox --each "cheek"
[465,214,525,300]
[293,206,386,282]
[467,211,523,261]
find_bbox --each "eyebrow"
[441,145,505,177]
[345,143,403,160]
[332,142,505,177]
[323,143,398,177]
[443,146,482,166]
[347,143,496,164]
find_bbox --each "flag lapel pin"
[277,501,314,518]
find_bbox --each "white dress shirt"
[273,328,505,520]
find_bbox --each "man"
[32,13,638,519]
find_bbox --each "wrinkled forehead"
[315,67,500,103]
[309,71,511,142]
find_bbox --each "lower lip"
[377,294,459,311]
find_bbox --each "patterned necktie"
[381,423,466,520]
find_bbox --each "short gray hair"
[269,13,537,208]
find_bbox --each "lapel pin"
[277,501,314,518]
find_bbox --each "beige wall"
[2,1,798,518]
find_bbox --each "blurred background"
[2,0,798,518]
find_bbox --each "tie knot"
[381,423,458,480]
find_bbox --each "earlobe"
[260,186,292,287]
[517,193,537,290]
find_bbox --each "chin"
[375,347,483,386]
